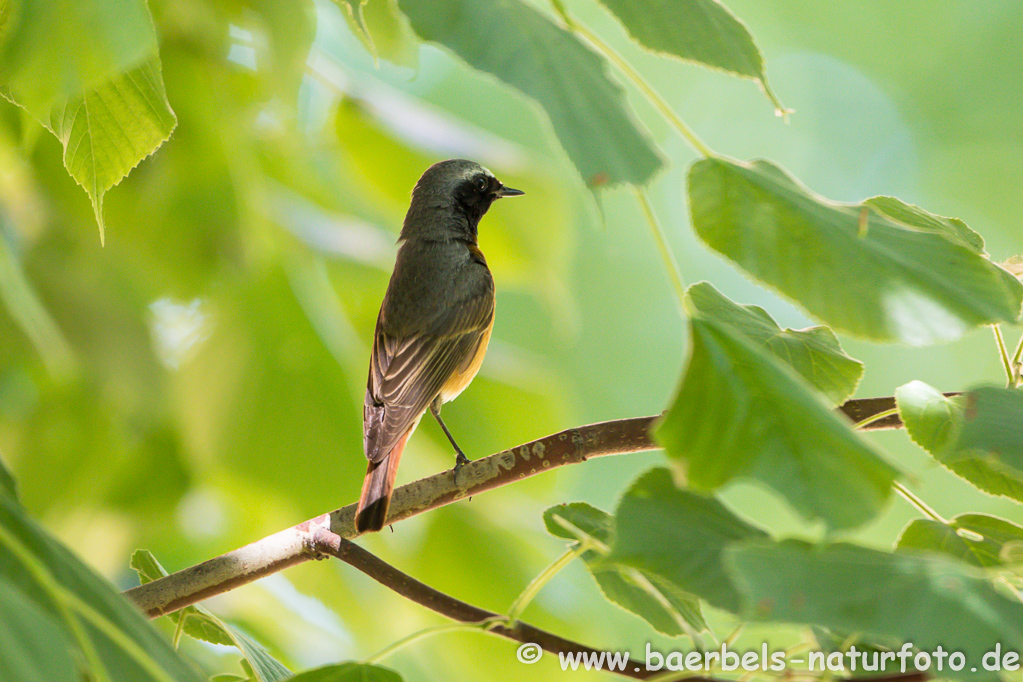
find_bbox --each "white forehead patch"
[460,164,494,183]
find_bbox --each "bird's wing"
[364,292,493,462]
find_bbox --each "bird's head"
[401,159,523,242]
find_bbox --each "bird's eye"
[474,176,488,192]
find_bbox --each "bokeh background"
[1,0,1021,679]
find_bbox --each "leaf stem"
[558,14,716,158]
[1011,332,1023,386]
[506,543,589,623]
[992,325,1014,386]
[854,407,899,429]
[892,481,947,524]
[363,621,493,664]
[634,187,687,307]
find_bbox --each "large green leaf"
[1,4,176,241]
[544,502,706,635]
[595,0,783,110]
[337,0,418,67]
[656,284,897,530]
[727,540,1023,675]
[897,382,1023,501]
[131,550,291,682]
[688,158,1023,344]
[0,0,156,113]
[609,468,768,613]
[397,0,662,186]
[685,282,863,404]
[0,497,203,682]
[0,453,16,502]
[0,578,77,682]
[897,514,1023,568]
[287,662,404,682]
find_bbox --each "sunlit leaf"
[1,3,177,241]
[0,0,156,113]
[397,0,662,186]
[688,158,1023,344]
[45,58,176,241]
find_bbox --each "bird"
[355,159,524,533]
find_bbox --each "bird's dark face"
[452,168,524,222]
[402,159,523,242]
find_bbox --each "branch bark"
[124,397,909,617]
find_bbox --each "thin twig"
[317,533,661,680]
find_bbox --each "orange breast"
[439,322,493,404]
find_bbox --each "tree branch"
[316,532,658,680]
[124,397,910,617]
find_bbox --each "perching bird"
[355,159,524,533]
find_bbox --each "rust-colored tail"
[355,430,409,532]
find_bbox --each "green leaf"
[0,453,16,502]
[1,4,177,242]
[543,502,613,543]
[865,196,985,254]
[46,58,176,241]
[0,234,77,378]
[0,0,157,113]
[287,662,404,682]
[397,0,662,186]
[897,514,1023,568]
[596,0,783,111]
[609,467,768,613]
[895,380,961,453]
[130,549,291,680]
[0,497,204,682]
[685,281,863,404]
[897,382,1023,501]
[657,285,898,530]
[337,0,417,67]
[130,550,234,647]
[0,578,77,682]
[726,540,1023,673]
[544,502,706,635]
[688,158,1023,344]
[250,0,317,104]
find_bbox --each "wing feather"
[364,290,493,462]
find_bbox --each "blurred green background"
[1,0,1021,679]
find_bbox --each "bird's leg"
[430,399,470,469]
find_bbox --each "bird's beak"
[495,185,525,198]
